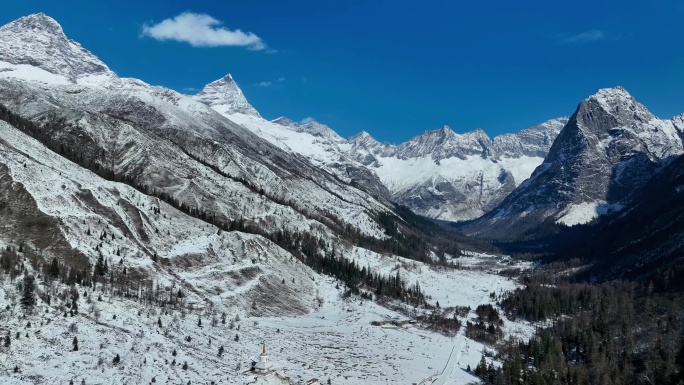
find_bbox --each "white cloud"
[299,117,315,124]
[142,12,266,50]
[554,29,628,44]
[256,77,285,88]
[562,29,605,43]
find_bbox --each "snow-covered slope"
[0,119,319,310]
[0,101,528,385]
[0,12,575,384]
[0,14,402,249]
[202,87,567,222]
[463,87,684,238]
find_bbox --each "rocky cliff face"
[462,87,684,239]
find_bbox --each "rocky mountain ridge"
[462,86,684,238]
[209,77,568,221]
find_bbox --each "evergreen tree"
[72,336,79,351]
[475,355,487,377]
[49,258,60,279]
[113,353,120,365]
[182,361,188,370]
[172,348,177,357]
[20,275,36,310]
[218,346,224,357]
[4,334,10,347]
[158,318,162,328]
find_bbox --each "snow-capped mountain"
[0,13,116,85]
[346,119,568,221]
[463,86,684,238]
[193,74,261,117]
[196,71,569,221]
[0,17,527,385]
[0,12,402,247]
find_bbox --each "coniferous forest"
[480,265,684,385]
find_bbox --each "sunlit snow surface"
[227,113,550,222]
[1,252,533,385]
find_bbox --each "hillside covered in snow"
[0,13,535,385]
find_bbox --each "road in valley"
[430,278,502,385]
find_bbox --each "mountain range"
[192,68,569,222]
[2,12,684,385]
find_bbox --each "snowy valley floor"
[0,252,533,385]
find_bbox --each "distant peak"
[423,125,454,137]
[193,73,261,117]
[217,73,235,83]
[349,131,380,144]
[206,74,236,87]
[438,125,454,134]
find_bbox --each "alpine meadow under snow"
[2,11,684,385]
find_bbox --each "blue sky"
[3,1,684,143]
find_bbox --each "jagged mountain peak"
[4,13,63,34]
[434,125,454,135]
[464,88,684,238]
[576,86,655,135]
[0,13,114,83]
[349,130,386,149]
[349,131,373,141]
[491,117,569,158]
[193,73,261,117]
[396,125,492,161]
